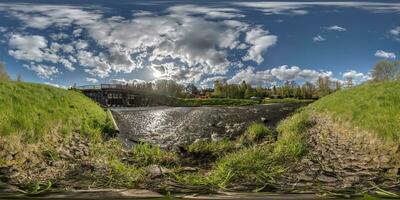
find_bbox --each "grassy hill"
[303,81,400,140]
[0,81,109,142]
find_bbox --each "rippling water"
[111,103,305,148]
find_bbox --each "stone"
[178,167,198,172]
[342,176,359,187]
[261,117,268,122]
[297,173,314,182]
[146,165,171,178]
[211,133,222,142]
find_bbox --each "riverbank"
[1,81,399,199]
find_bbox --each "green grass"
[180,98,259,106]
[174,124,294,189]
[0,81,110,142]
[243,123,272,142]
[310,81,400,141]
[125,143,179,167]
[263,98,314,104]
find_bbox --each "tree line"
[1,60,399,99]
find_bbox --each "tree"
[372,60,397,82]
[0,62,10,82]
[16,74,22,82]
[185,83,199,97]
[345,77,353,88]
[316,76,332,97]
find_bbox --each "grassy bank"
[179,98,259,106]
[263,98,314,104]
[0,81,110,142]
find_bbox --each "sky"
[0,0,399,88]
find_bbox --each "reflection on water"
[112,104,305,148]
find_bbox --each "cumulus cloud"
[86,77,98,84]
[271,65,301,81]
[227,65,334,86]
[342,70,371,83]
[324,25,346,32]
[8,34,54,62]
[242,27,277,64]
[167,5,244,19]
[23,64,59,79]
[1,3,280,82]
[109,78,146,85]
[375,50,396,59]
[313,35,325,42]
[8,34,75,72]
[227,67,275,85]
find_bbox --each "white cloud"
[8,34,75,71]
[167,5,244,19]
[313,35,325,42]
[233,2,400,15]
[0,4,102,29]
[109,78,146,85]
[299,69,332,82]
[242,27,277,64]
[0,26,7,32]
[8,34,52,62]
[44,82,66,89]
[389,26,400,41]
[271,65,301,81]
[86,77,98,84]
[50,33,69,40]
[390,26,400,36]
[23,64,59,79]
[324,25,346,32]
[77,50,111,78]
[1,3,279,83]
[342,70,371,83]
[375,50,396,59]
[227,67,275,86]
[229,65,333,83]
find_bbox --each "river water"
[111,103,306,148]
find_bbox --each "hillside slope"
[0,81,108,142]
[0,82,115,188]
[310,81,400,140]
[276,81,400,192]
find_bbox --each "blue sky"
[0,0,399,88]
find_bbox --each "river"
[111,103,307,148]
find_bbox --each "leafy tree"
[16,74,22,82]
[372,60,398,82]
[185,83,199,97]
[0,62,10,82]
